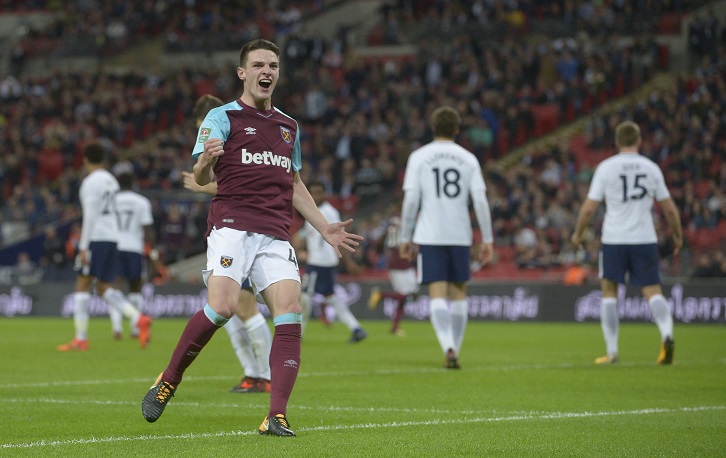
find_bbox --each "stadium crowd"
[5,1,711,57]
[371,0,715,45]
[0,1,724,281]
[3,0,337,62]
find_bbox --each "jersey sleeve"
[652,165,671,201]
[140,197,154,226]
[470,165,493,243]
[470,162,486,193]
[586,163,606,202]
[78,181,99,250]
[401,153,420,192]
[399,152,421,243]
[192,107,230,160]
[292,121,302,172]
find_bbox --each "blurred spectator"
[14,251,42,286]
[512,216,539,269]
[467,117,494,159]
[64,221,81,261]
[563,262,592,285]
[40,226,68,281]
[158,203,187,264]
[555,49,579,84]
[690,249,726,279]
[353,158,384,207]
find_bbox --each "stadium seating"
[0,1,724,280]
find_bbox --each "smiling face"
[237,49,279,110]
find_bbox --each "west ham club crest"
[220,255,233,268]
[280,126,292,144]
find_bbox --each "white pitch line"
[0,397,505,416]
[0,360,661,390]
[2,405,724,450]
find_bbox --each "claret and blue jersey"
[192,99,302,241]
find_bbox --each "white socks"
[450,299,468,354]
[73,291,90,341]
[102,288,142,325]
[600,297,619,357]
[600,294,674,357]
[649,294,673,341]
[128,292,143,335]
[110,291,143,335]
[224,313,272,380]
[429,297,455,355]
[245,313,272,380]
[328,294,360,331]
[109,305,123,334]
[224,315,257,377]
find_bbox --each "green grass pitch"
[1,317,724,457]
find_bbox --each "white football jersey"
[116,190,154,254]
[78,169,120,250]
[587,152,671,244]
[402,140,486,245]
[304,201,341,268]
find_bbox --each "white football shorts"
[388,267,420,295]
[203,227,301,295]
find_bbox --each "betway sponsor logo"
[574,283,726,323]
[381,287,539,321]
[241,149,291,173]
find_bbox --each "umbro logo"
[187,351,200,357]
[283,359,298,369]
[244,127,257,135]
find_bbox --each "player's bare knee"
[268,299,302,317]
[207,293,241,318]
[207,301,237,319]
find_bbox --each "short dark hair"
[84,143,105,164]
[430,106,461,138]
[117,172,134,190]
[194,94,223,128]
[239,39,280,67]
[615,121,640,148]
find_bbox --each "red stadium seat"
[695,180,711,198]
[658,44,670,69]
[38,149,64,182]
[689,228,722,250]
[531,104,559,137]
[497,129,510,157]
[656,13,682,35]
[613,73,625,97]
[514,125,527,146]
[565,102,576,122]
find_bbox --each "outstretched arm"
[292,172,363,257]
